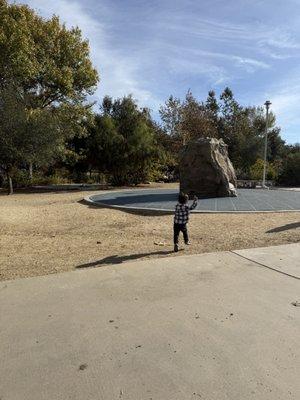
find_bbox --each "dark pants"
[173,223,189,245]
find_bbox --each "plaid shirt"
[174,200,197,224]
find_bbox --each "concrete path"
[234,243,300,279]
[1,244,299,400]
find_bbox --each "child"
[173,192,198,252]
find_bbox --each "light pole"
[262,100,271,188]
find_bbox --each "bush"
[5,169,71,188]
[249,159,278,181]
[278,152,300,186]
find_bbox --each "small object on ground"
[109,320,114,323]
[79,363,87,371]
[291,301,300,307]
[154,241,165,246]
[97,241,102,244]
[174,244,179,252]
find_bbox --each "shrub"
[249,159,278,181]
[278,152,300,186]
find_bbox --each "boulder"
[179,137,237,198]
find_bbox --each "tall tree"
[0,86,27,194]
[159,95,182,138]
[159,87,285,178]
[85,96,166,185]
[205,90,219,134]
[0,0,98,190]
[278,144,300,186]
[159,91,218,152]
[0,1,98,103]
[180,90,218,141]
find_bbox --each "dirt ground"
[0,184,299,281]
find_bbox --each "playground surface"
[1,243,299,400]
[0,186,299,281]
[88,188,300,213]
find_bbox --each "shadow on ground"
[78,199,172,216]
[267,222,300,233]
[90,192,178,205]
[75,250,179,269]
[0,185,110,196]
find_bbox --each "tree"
[0,85,87,193]
[0,86,27,194]
[0,1,98,103]
[278,144,300,186]
[159,91,218,152]
[180,90,217,144]
[205,90,219,135]
[0,0,98,191]
[217,90,283,176]
[159,95,182,138]
[218,87,243,155]
[249,159,278,181]
[84,96,166,185]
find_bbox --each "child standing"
[173,192,198,252]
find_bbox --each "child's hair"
[178,192,189,204]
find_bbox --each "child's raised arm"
[189,195,198,210]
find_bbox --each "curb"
[84,193,300,214]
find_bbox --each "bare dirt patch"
[0,185,299,281]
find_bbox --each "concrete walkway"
[1,244,299,400]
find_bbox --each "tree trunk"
[29,162,33,180]
[7,173,13,195]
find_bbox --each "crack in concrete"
[230,250,300,281]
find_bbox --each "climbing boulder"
[180,137,237,198]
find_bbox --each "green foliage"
[0,86,27,173]
[4,169,69,188]
[249,159,278,181]
[159,95,181,138]
[159,91,218,150]
[278,146,300,186]
[0,1,98,103]
[81,96,167,185]
[160,87,288,179]
[0,0,98,193]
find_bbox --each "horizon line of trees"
[0,0,299,194]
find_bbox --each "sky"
[15,0,300,143]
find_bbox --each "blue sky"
[17,0,300,143]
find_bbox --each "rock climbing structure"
[179,137,237,198]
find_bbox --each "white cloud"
[163,16,300,61]
[259,34,300,50]
[201,51,270,72]
[21,0,160,110]
[263,74,300,142]
[165,52,229,86]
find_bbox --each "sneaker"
[185,241,191,245]
[174,244,179,252]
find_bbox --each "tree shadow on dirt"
[78,199,172,216]
[75,249,182,269]
[266,222,300,233]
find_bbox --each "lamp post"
[262,100,271,188]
